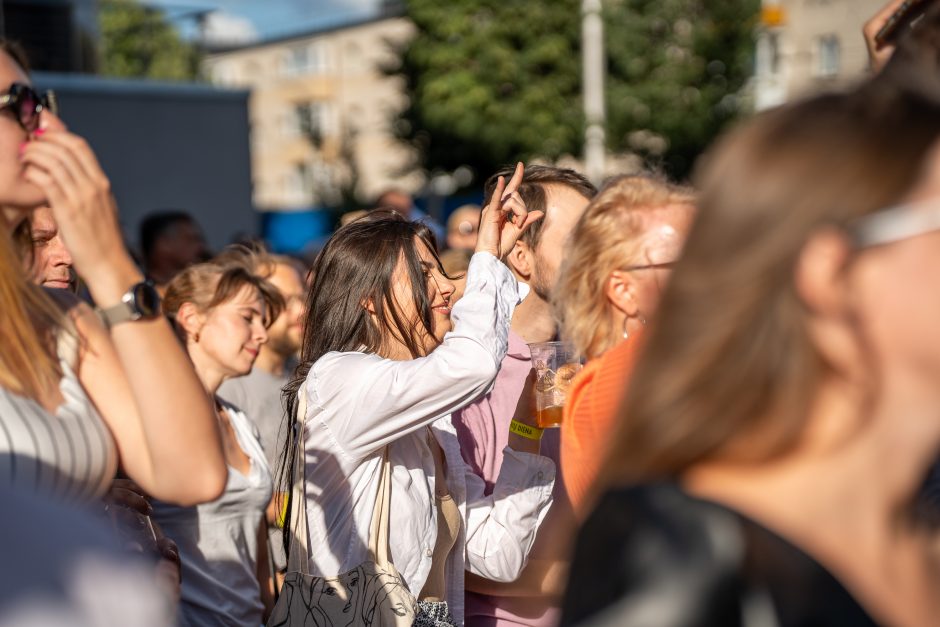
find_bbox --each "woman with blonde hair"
[0,39,226,506]
[563,14,940,624]
[554,174,695,515]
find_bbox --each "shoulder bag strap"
[367,446,394,568]
[286,387,311,574]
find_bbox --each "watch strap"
[97,298,137,328]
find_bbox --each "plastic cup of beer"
[529,341,582,429]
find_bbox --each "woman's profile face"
[193,284,268,378]
[0,51,46,221]
[846,143,940,382]
[386,238,456,357]
[628,206,694,317]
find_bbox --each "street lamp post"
[582,0,606,186]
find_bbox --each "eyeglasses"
[848,198,940,248]
[0,83,57,132]
[621,261,678,272]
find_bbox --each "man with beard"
[454,165,595,627]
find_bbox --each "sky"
[150,0,383,42]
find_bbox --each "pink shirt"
[454,330,572,626]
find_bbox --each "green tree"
[605,0,760,178]
[393,0,759,183]
[99,0,201,81]
[392,0,584,182]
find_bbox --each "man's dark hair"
[483,165,597,250]
[139,210,196,263]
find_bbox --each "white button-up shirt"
[302,252,556,625]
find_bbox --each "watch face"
[132,282,162,317]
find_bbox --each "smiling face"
[194,283,269,378]
[380,237,455,359]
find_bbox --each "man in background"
[446,203,481,252]
[373,187,446,242]
[139,210,210,294]
[455,165,596,626]
[25,206,75,291]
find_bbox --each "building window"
[756,31,781,77]
[294,101,336,143]
[242,60,262,83]
[816,35,840,77]
[212,61,237,85]
[284,162,312,205]
[280,42,332,76]
[280,112,299,138]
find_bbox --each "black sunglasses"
[0,82,57,132]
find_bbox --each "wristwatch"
[96,280,162,328]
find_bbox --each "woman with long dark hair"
[280,167,557,625]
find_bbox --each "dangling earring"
[194,330,201,343]
[622,314,648,340]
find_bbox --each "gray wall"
[33,72,256,255]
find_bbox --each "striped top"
[0,331,117,502]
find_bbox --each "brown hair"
[0,40,30,75]
[163,252,285,339]
[554,173,695,360]
[600,84,940,486]
[483,165,597,251]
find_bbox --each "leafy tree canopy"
[393,0,759,182]
[605,0,760,177]
[99,0,201,81]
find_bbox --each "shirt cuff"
[496,446,557,493]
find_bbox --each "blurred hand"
[105,478,153,517]
[155,536,182,603]
[20,114,139,293]
[864,0,908,72]
[475,162,545,259]
[513,368,539,429]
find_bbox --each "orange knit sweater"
[560,333,641,518]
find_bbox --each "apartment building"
[204,13,418,211]
[754,0,885,110]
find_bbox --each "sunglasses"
[0,82,57,132]
[848,198,940,248]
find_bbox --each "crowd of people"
[4,0,940,625]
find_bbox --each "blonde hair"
[554,174,695,360]
[0,228,68,400]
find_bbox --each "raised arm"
[21,122,226,506]
[310,164,546,459]
[863,0,908,72]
